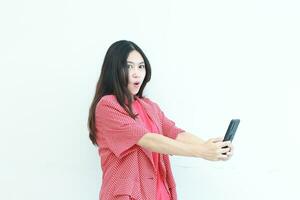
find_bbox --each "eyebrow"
[127,61,145,65]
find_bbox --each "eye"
[127,64,133,69]
[139,65,145,68]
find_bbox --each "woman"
[88,40,233,200]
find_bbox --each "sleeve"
[153,102,185,140]
[95,98,149,158]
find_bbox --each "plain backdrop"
[0,0,299,199]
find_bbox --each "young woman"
[88,40,234,200]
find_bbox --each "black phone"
[222,119,240,154]
[223,119,240,142]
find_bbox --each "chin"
[130,91,137,96]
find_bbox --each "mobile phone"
[222,119,240,154]
[223,119,240,142]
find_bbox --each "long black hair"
[88,40,152,145]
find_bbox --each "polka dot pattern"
[95,95,185,200]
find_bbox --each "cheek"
[127,72,132,81]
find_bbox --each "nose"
[132,67,140,77]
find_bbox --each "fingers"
[227,151,233,158]
[205,138,234,161]
[220,147,230,154]
[215,141,234,161]
[217,151,230,161]
[211,137,224,143]
[221,152,233,161]
[220,144,234,161]
[216,141,231,148]
[218,154,229,161]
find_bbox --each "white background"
[0,0,299,199]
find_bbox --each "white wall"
[1,0,299,199]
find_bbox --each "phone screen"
[223,119,240,142]
[222,119,240,154]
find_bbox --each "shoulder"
[138,96,161,111]
[96,95,125,114]
[138,96,154,105]
[98,94,117,105]
[96,95,160,111]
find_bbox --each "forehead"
[127,50,144,63]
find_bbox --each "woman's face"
[126,50,146,96]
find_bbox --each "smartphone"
[223,119,240,142]
[222,119,240,154]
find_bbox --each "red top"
[132,99,171,200]
[95,95,185,199]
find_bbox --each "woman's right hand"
[198,137,232,161]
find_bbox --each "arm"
[175,131,205,145]
[137,132,200,157]
[138,99,233,161]
[137,132,232,161]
